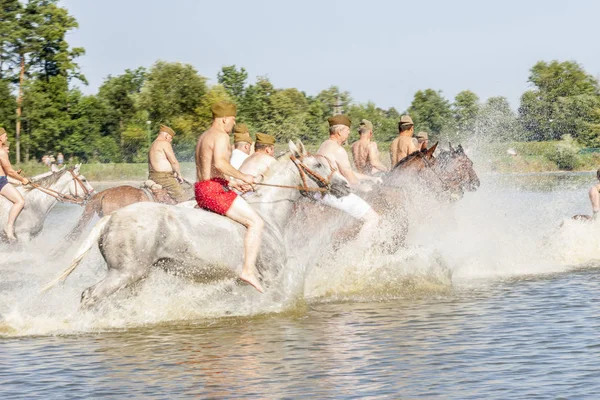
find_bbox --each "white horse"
[0,164,94,242]
[44,141,350,308]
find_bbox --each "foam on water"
[1,172,599,337]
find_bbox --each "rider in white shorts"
[317,192,372,220]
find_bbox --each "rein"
[253,154,336,193]
[26,169,91,205]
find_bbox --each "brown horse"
[64,181,194,242]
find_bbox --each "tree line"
[1,0,600,164]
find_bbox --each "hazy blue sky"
[61,0,600,111]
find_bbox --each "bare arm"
[590,184,600,213]
[0,150,27,183]
[390,140,398,167]
[369,143,388,172]
[335,148,361,186]
[163,143,182,181]
[213,135,256,184]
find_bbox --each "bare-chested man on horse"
[0,127,30,241]
[148,124,191,203]
[194,101,264,293]
[351,119,388,175]
[316,115,380,242]
[390,115,422,166]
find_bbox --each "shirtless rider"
[239,133,277,178]
[148,125,190,203]
[194,102,264,293]
[0,127,29,241]
[390,115,419,166]
[351,119,388,175]
[316,115,380,243]
[589,168,600,219]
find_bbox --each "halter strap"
[253,153,337,193]
[26,169,91,205]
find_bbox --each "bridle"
[253,153,337,194]
[27,169,92,205]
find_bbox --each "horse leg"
[65,197,100,242]
[80,266,147,309]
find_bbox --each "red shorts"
[195,178,238,215]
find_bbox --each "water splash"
[1,173,598,337]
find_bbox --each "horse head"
[288,140,350,198]
[436,144,480,195]
[65,164,95,203]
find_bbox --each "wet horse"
[43,141,350,308]
[0,165,94,242]
[63,181,194,242]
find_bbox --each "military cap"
[416,131,428,140]
[328,114,351,128]
[233,132,252,144]
[160,124,176,137]
[234,123,249,134]
[211,101,237,118]
[359,119,373,132]
[399,115,414,125]
[256,132,275,145]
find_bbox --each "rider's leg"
[589,185,600,218]
[226,196,265,293]
[356,208,380,244]
[1,183,25,240]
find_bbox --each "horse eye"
[316,162,323,168]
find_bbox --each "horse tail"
[42,215,111,293]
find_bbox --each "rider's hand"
[21,178,30,185]
[240,174,255,185]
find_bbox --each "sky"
[61,0,600,112]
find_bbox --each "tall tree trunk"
[15,54,24,164]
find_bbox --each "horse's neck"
[25,173,72,214]
[250,163,300,228]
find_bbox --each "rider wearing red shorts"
[194,102,264,293]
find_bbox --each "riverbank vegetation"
[1,1,599,173]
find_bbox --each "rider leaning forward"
[390,115,419,166]
[0,127,30,241]
[316,115,380,243]
[195,102,264,293]
[351,119,388,175]
[148,125,191,203]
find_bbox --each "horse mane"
[25,168,69,191]
[392,149,426,170]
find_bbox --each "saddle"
[140,180,177,205]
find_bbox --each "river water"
[2,173,600,398]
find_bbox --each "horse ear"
[289,140,301,158]
[457,144,464,154]
[51,164,58,172]
[448,142,455,152]
[296,140,307,156]
[425,142,438,159]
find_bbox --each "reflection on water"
[2,173,600,398]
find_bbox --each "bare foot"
[3,230,17,242]
[239,271,264,293]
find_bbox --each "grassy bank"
[14,141,600,181]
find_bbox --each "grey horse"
[0,164,94,242]
[44,141,350,308]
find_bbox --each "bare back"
[239,152,276,177]
[148,140,174,173]
[195,128,231,181]
[352,140,372,174]
[0,148,8,176]
[391,136,418,166]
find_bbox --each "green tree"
[217,65,247,102]
[476,96,523,142]
[316,86,352,116]
[453,90,480,139]
[407,89,453,138]
[240,76,274,130]
[519,60,600,144]
[139,61,207,126]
